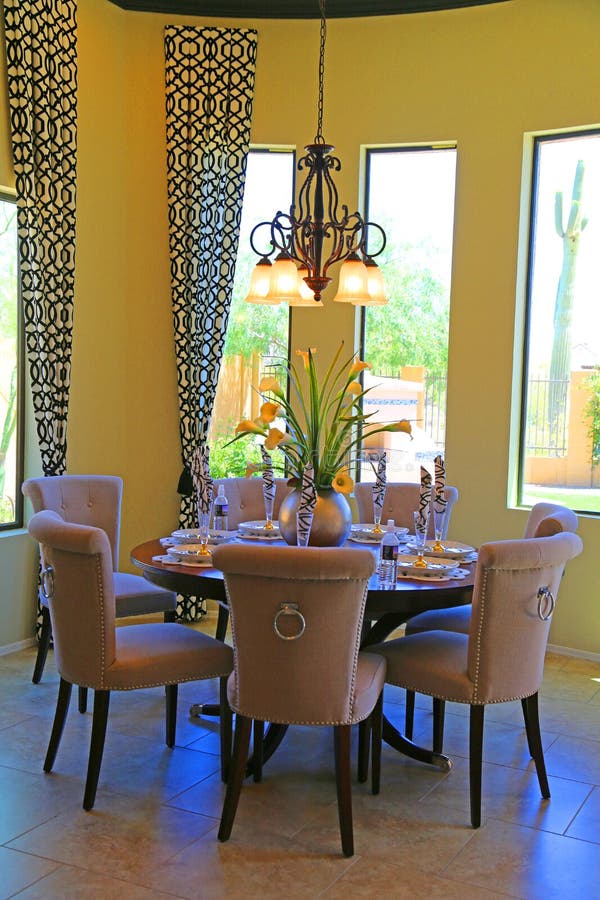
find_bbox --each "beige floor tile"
[544,733,600,785]
[15,864,176,899]
[0,765,82,843]
[321,857,508,898]
[449,817,600,899]
[566,785,600,842]
[0,846,60,899]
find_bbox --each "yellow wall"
[1,0,599,652]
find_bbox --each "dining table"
[131,535,476,773]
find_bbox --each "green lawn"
[522,485,600,514]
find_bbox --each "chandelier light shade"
[244,0,388,308]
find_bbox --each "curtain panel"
[164,26,257,620]
[3,0,78,478]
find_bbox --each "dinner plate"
[170,528,235,545]
[351,523,409,541]
[348,535,383,545]
[405,540,476,560]
[396,553,460,575]
[237,532,281,542]
[398,566,471,582]
[237,520,281,537]
[152,553,213,568]
[166,544,214,562]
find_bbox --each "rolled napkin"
[297,463,317,545]
[417,465,432,529]
[372,452,387,524]
[191,445,213,518]
[433,454,447,514]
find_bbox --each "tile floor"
[2,611,600,899]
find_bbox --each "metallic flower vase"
[279,488,352,547]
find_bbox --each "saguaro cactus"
[548,159,588,435]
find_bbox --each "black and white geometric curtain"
[3,0,78,479]
[164,26,257,545]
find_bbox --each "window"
[208,149,294,476]
[519,130,600,513]
[0,192,22,529]
[360,145,457,482]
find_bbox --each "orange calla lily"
[349,358,371,376]
[264,427,289,450]
[235,419,266,436]
[259,376,285,397]
[259,401,281,423]
[332,469,354,494]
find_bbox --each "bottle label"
[382,545,397,561]
[215,500,228,514]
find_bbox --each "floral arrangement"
[228,344,412,493]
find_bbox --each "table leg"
[189,603,230,718]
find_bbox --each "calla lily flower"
[347,381,362,395]
[245,463,263,478]
[349,358,371,376]
[296,348,317,369]
[235,419,266,436]
[259,401,281,423]
[386,420,412,435]
[259,376,285,397]
[332,469,354,495]
[264,427,289,450]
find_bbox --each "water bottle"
[378,519,399,589]
[212,485,229,531]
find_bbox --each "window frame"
[0,189,24,532]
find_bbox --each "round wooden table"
[131,538,475,771]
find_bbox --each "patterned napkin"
[433,454,447,514]
[297,463,317,545]
[191,446,213,518]
[260,445,276,517]
[417,465,432,529]
[372,452,387,521]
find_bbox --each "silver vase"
[278,488,352,547]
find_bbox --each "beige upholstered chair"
[371,530,582,827]
[23,475,177,712]
[354,481,458,538]
[211,544,385,858]
[403,503,579,748]
[212,476,290,528]
[27,510,233,811]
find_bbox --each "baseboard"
[547,642,600,663]
[0,636,36,657]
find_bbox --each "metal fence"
[424,374,447,449]
[525,378,569,456]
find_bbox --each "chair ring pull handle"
[41,565,55,601]
[273,602,306,641]
[537,585,555,621]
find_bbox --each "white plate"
[405,540,476,560]
[152,553,213,568]
[170,528,235,544]
[237,532,281,542]
[396,553,460,575]
[351,523,409,541]
[348,535,383,545]
[167,544,214,561]
[237,520,280,536]
[398,566,471,582]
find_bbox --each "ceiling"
[106,0,509,19]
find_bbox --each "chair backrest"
[213,476,291,529]
[467,531,582,704]
[354,481,458,538]
[525,501,578,539]
[22,475,122,570]
[27,510,117,688]
[211,544,376,725]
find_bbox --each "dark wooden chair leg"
[521,696,534,757]
[334,724,354,857]
[83,690,110,811]
[433,698,446,754]
[32,605,52,684]
[405,689,416,740]
[78,686,88,714]
[219,676,232,783]
[371,693,383,796]
[357,719,371,783]
[44,678,72,772]
[252,720,264,783]
[215,604,229,642]
[523,692,550,799]
[166,684,178,748]
[164,609,177,623]
[469,704,485,828]
[218,714,252,842]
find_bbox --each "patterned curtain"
[164,26,257,620]
[4,0,78,635]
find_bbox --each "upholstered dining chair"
[23,475,177,713]
[370,530,582,827]
[27,510,233,811]
[402,503,579,749]
[212,476,291,529]
[211,543,385,858]
[354,481,459,538]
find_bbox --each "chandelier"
[244,0,388,308]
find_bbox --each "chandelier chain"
[315,0,326,144]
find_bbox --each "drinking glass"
[413,511,429,568]
[433,508,447,553]
[296,511,311,547]
[264,492,275,530]
[372,509,383,535]
[198,512,211,557]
